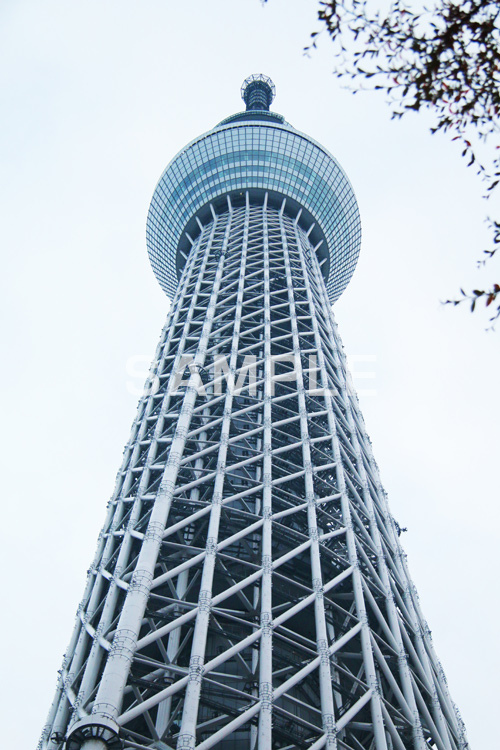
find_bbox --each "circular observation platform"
[147,76,361,303]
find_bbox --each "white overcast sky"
[1,1,499,747]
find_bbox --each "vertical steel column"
[328,311,461,749]
[291,222,388,749]
[43,262,199,746]
[280,206,338,749]
[176,197,254,748]
[304,234,430,750]
[83,217,226,733]
[257,194,274,747]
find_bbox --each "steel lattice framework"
[40,78,468,750]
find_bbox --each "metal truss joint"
[198,589,212,613]
[176,733,196,749]
[260,681,273,712]
[66,717,121,750]
[188,654,205,683]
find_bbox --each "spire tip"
[241,74,276,111]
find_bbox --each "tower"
[40,75,467,750]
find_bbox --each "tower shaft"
[41,196,466,750]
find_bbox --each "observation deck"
[147,75,361,303]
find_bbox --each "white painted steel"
[40,195,467,750]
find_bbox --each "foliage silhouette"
[264,0,500,323]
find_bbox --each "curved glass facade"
[147,115,361,303]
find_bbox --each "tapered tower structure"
[40,76,467,750]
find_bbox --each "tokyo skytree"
[40,75,468,750]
